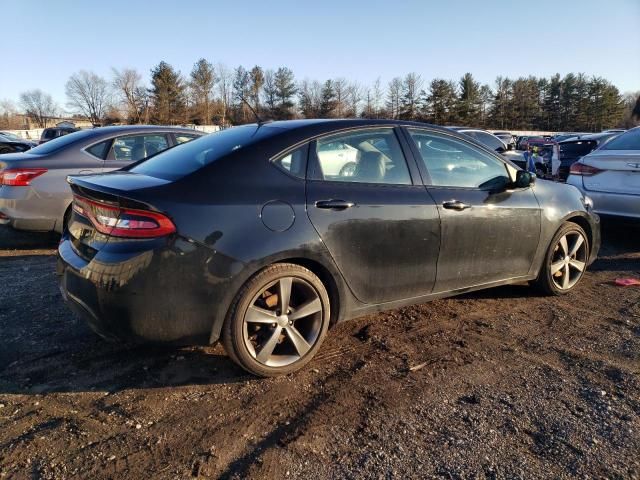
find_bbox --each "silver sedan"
[0,125,204,233]
[567,127,640,219]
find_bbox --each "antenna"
[240,95,269,125]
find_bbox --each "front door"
[306,127,441,304]
[405,128,542,293]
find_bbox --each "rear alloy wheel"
[535,223,589,295]
[223,264,330,376]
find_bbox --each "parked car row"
[0,126,204,232]
[567,127,640,219]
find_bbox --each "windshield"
[130,125,283,180]
[28,129,97,155]
[600,128,640,151]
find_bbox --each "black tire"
[534,222,589,296]
[222,263,330,377]
[339,162,356,177]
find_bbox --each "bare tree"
[19,89,58,128]
[333,78,349,117]
[112,68,146,123]
[346,82,363,117]
[386,77,403,119]
[216,63,233,126]
[372,77,383,118]
[66,70,111,124]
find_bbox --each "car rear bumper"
[57,234,227,346]
[566,177,640,219]
[0,186,61,232]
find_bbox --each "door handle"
[315,199,356,210]
[442,200,471,211]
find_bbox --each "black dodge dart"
[57,119,600,376]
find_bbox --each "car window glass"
[600,128,640,150]
[408,129,509,189]
[175,134,198,144]
[274,145,307,179]
[28,129,97,155]
[110,134,169,162]
[85,140,110,159]
[131,125,282,181]
[315,128,411,185]
[473,131,505,151]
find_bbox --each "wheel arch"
[273,257,343,327]
[563,213,594,256]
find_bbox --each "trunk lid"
[65,172,174,260]
[581,150,640,195]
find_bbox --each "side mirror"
[507,143,514,151]
[496,146,507,154]
[515,170,535,188]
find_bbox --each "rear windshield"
[29,129,97,155]
[600,128,640,150]
[130,125,282,180]
[560,141,596,156]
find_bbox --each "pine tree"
[273,67,296,119]
[189,58,215,125]
[319,79,337,118]
[457,73,482,125]
[149,61,186,125]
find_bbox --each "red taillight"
[569,162,602,176]
[0,168,47,186]
[72,194,176,238]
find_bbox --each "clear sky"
[2,0,639,109]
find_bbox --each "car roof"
[239,118,457,139]
[559,132,618,143]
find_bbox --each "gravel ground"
[0,220,639,479]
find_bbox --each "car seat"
[354,151,385,183]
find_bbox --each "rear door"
[305,127,441,304]
[405,128,541,293]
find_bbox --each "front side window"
[408,129,509,189]
[315,128,411,185]
[110,134,169,162]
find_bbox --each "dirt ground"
[0,219,638,480]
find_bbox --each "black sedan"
[57,119,600,376]
[0,132,37,154]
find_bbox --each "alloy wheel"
[242,276,323,367]
[550,231,588,290]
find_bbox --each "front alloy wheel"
[536,222,589,295]
[223,264,330,376]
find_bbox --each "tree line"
[2,59,639,132]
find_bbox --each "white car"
[316,141,360,177]
[567,127,640,219]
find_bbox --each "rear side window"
[273,145,307,179]
[85,140,110,159]
[110,134,169,162]
[601,128,640,150]
[28,129,97,155]
[130,125,282,180]
[314,128,411,185]
[175,134,199,144]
